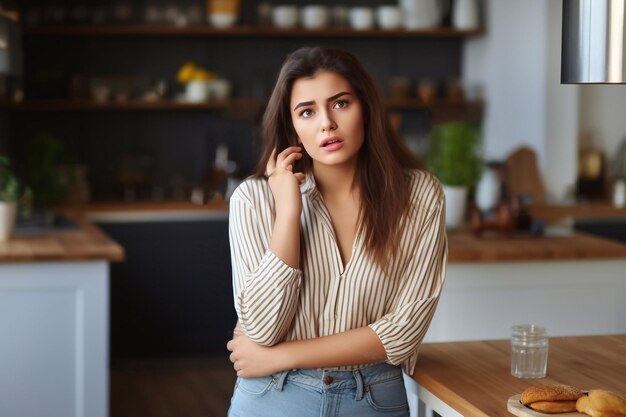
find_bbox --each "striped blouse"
[228,169,447,374]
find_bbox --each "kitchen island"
[0,215,123,417]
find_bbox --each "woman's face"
[290,71,365,170]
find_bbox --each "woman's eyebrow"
[293,91,352,111]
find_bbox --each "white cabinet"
[0,261,108,417]
[424,259,626,342]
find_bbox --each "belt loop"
[274,370,289,392]
[352,369,364,401]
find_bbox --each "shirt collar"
[300,173,317,196]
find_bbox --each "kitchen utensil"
[505,147,546,204]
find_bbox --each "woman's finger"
[281,151,303,170]
[275,146,302,164]
[294,173,306,183]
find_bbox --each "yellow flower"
[177,62,198,84]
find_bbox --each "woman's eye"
[300,109,314,118]
[334,100,348,109]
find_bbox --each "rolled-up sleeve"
[229,185,302,346]
[368,190,447,366]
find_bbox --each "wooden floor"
[110,355,237,417]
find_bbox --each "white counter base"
[425,259,626,343]
[0,261,108,417]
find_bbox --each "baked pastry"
[576,389,626,417]
[520,384,584,413]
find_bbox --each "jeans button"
[323,376,333,385]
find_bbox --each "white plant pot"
[443,185,468,230]
[0,201,17,242]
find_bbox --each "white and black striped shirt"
[229,169,447,374]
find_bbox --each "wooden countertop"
[412,335,626,417]
[58,200,626,263]
[530,202,626,223]
[0,215,124,263]
[447,230,626,262]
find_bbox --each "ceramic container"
[301,5,329,29]
[376,6,401,30]
[0,201,17,242]
[272,6,299,28]
[348,7,374,30]
[452,0,479,29]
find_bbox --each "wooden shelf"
[0,98,248,111]
[23,24,484,38]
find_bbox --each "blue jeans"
[227,362,409,417]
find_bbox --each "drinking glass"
[510,324,548,378]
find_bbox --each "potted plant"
[0,155,20,241]
[425,121,482,229]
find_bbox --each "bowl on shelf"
[300,5,329,29]
[272,6,299,29]
[377,6,401,30]
[348,7,374,30]
[209,12,237,28]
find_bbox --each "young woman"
[226,46,447,417]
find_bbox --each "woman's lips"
[320,136,344,151]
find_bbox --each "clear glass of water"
[510,324,548,378]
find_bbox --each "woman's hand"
[266,147,306,218]
[227,323,287,378]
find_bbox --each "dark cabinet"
[97,218,236,358]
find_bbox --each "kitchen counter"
[447,230,626,262]
[0,214,124,263]
[63,200,626,262]
[406,335,626,417]
[0,213,124,417]
[530,201,626,222]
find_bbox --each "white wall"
[462,0,579,201]
[545,0,579,201]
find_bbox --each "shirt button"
[323,376,333,385]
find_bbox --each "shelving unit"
[9,13,486,201]
[0,97,483,111]
[23,24,484,38]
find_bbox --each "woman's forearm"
[269,211,301,269]
[276,326,387,370]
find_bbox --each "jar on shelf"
[207,0,240,28]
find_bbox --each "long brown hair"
[255,46,420,268]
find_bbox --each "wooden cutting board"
[505,147,546,204]
[507,394,586,417]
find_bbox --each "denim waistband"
[272,362,402,401]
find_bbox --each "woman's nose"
[321,112,337,132]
